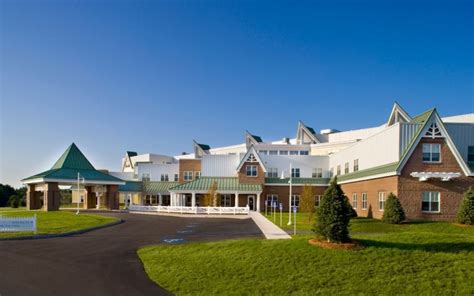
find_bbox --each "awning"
[410,172,462,182]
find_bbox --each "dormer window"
[246,165,258,177]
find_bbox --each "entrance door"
[248,195,255,211]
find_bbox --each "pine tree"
[381,193,406,224]
[299,184,316,223]
[457,187,474,225]
[313,177,352,243]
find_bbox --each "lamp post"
[281,163,293,225]
[76,172,85,215]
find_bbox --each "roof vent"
[320,128,339,135]
[282,137,290,144]
[181,152,187,155]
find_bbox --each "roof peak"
[51,143,96,171]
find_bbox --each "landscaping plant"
[382,193,406,224]
[457,187,474,225]
[299,184,316,223]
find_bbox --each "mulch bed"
[308,238,363,250]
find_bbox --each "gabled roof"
[170,177,262,192]
[236,145,267,173]
[387,102,411,126]
[246,130,263,143]
[51,143,95,170]
[193,140,210,157]
[296,121,320,144]
[126,151,138,158]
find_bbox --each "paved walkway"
[249,211,292,239]
[0,212,262,296]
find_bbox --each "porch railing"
[128,205,250,215]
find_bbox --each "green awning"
[170,177,262,192]
[265,177,330,185]
[119,181,142,192]
[143,182,180,194]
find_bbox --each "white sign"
[0,214,37,233]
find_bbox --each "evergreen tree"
[382,193,406,224]
[313,177,352,243]
[457,187,474,225]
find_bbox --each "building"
[110,103,474,221]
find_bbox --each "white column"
[170,193,174,206]
[191,192,196,207]
[234,192,239,207]
[159,194,163,206]
[256,193,261,212]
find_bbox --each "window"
[195,171,201,179]
[315,195,322,207]
[344,162,349,174]
[220,194,232,207]
[312,168,323,178]
[422,143,441,162]
[160,174,169,181]
[291,195,300,207]
[337,165,341,176]
[246,165,258,177]
[269,150,278,155]
[352,193,357,209]
[259,150,268,155]
[142,173,150,182]
[266,194,278,207]
[468,146,474,162]
[330,167,334,177]
[378,192,385,211]
[354,159,359,172]
[422,191,440,212]
[174,174,179,182]
[299,151,309,155]
[290,150,299,155]
[291,168,300,178]
[362,193,367,209]
[184,171,193,181]
[279,150,288,155]
[266,168,278,178]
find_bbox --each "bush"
[457,187,474,225]
[8,195,20,208]
[313,177,352,243]
[381,193,406,224]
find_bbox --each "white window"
[337,165,341,176]
[142,173,150,182]
[195,171,201,179]
[291,195,300,207]
[354,159,359,172]
[269,150,278,155]
[161,174,169,181]
[362,193,367,209]
[266,168,278,178]
[312,168,323,178]
[266,194,278,207]
[422,143,441,162]
[315,195,322,207]
[422,191,440,213]
[352,193,357,209]
[246,165,258,177]
[259,150,268,155]
[344,162,349,174]
[184,171,193,181]
[290,150,299,155]
[378,192,385,211]
[299,151,309,155]
[174,174,179,182]
[220,194,232,207]
[291,168,300,178]
[279,150,288,155]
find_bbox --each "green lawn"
[0,208,119,238]
[138,218,474,295]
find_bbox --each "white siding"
[201,154,240,177]
[445,123,474,162]
[260,155,330,178]
[329,124,400,173]
[327,125,386,143]
[136,163,179,181]
[109,171,135,181]
[442,113,474,123]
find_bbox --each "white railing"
[129,205,250,215]
[0,214,37,233]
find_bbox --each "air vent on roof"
[320,128,340,135]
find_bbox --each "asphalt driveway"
[0,212,263,296]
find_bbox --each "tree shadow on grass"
[359,239,474,253]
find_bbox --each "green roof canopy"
[170,177,262,192]
[22,143,124,185]
[265,177,330,185]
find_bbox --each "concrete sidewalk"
[249,212,291,240]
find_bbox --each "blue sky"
[1,0,473,187]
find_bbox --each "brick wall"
[238,161,265,184]
[179,159,201,183]
[261,185,327,212]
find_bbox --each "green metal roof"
[51,143,95,170]
[119,181,142,192]
[170,177,262,192]
[411,108,435,123]
[126,151,138,158]
[197,143,211,151]
[251,134,263,143]
[337,162,399,182]
[306,126,316,135]
[143,181,180,194]
[265,177,330,185]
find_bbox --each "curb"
[0,219,124,241]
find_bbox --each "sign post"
[279,203,283,226]
[293,206,297,235]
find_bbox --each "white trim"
[336,171,398,185]
[421,191,441,213]
[410,171,462,182]
[296,121,320,144]
[23,178,125,185]
[236,145,267,173]
[387,102,411,126]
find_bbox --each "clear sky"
[1,0,473,188]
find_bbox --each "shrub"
[457,187,474,225]
[313,177,352,243]
[381,193,406,224]
[8,195,20,208]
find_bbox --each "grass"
[138,218,474,295]
[0,208,119,238]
